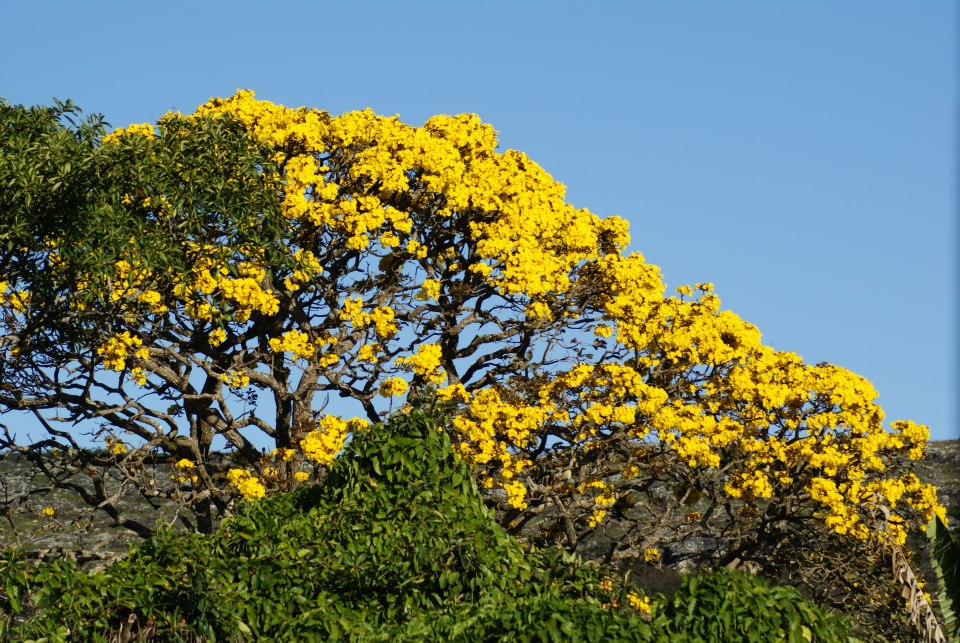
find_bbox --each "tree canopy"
[0,92,945,633]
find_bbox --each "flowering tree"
[0,93,944,604]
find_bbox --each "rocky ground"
[918,440,960,522]
[2,441,958,569]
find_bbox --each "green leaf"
[927,515,960,642]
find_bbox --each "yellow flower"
[221,370,250,389]
[525,300,552,320]
[294,471,311,483]
[593,325,613,338]
[417,279,441,300]
[406,240,428,259]
[370,306,397,339]
[300,415,368,465]
[379,377,409,398]
[268,329,315,360]
[379,231,401,247]
[137,289,167,313]
[271,448,297,462]
[97,331,143,371]
[504,480,528,510]
[130,367,147,386]
[41,506,56,518]
[587,509,607,528]
[227,469,266,500]
[628,592,652,615]
[357,343,380,363]
[101,122,155,145]
[436,382,470,403]
[209,328,227,346]
[396,343,446,384]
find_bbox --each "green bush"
[0,411,853,641]
[660,567,854,643]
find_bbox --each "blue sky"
[1,1,956,440]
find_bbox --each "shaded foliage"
[928,516,960,642]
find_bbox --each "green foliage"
[0,411,852,641]
[928,515,960,642]
[0,96,288,327]
[0,98,106,339]
[659,567,855,643]
[0,98,104,248]
[88,110,290,285]
[0,412,654,640]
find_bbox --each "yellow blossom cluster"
[417,278,441,300]
[540,363,669,444]
[356,343,381,363]
[227,469,266,500]
[97,331,149,371]
[891,420,929,460]
[215,265,280,322]
[171,458,199,484]
[379,377,409,398]
[612,287,762,368]
[649,401,744,468]
[586,252,664,342]
[339,297,398,340]
[300,415,369,466]
[452,388,546,468]
[449,388,555,503]
[807,477,870,540]
[0,280,31,314]
[101,122,155,145]
[643,547,661,563]
[283,249,324,292]
[724,470,774,500]
[220,370,250,389]
[503,480,528,510]
[137,289,167,314]
[271,448,297,461]
[192,90,632,302]
[580,480,617,528]
[396,343,446,384]
[627,592,652,615]
[165,252,280,324]
[108,439,128,456]
[268,329,316,360]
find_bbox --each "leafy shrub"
[660,567,854,642]
[0,411,853,641]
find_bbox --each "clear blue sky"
[1,1,956,440]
